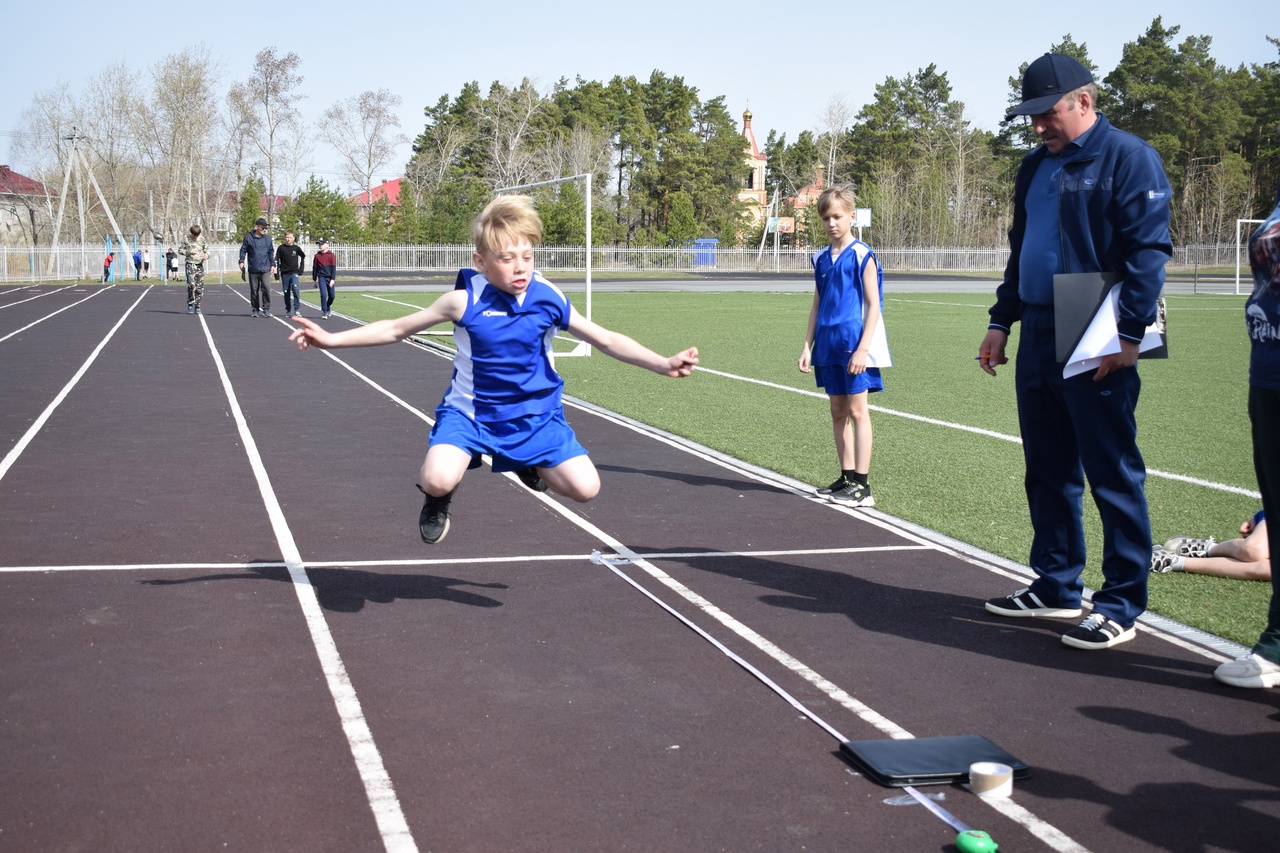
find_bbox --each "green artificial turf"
[332,288,1268,648]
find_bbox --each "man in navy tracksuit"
[239,217,276,317]
[978,54,1172,650]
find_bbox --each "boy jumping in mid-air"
[288,194,699,543]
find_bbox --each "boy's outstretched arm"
[567,307,698,377]
[289,289,466,351]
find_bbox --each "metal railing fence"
[0,241,1250,283]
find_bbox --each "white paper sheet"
[1063,284,1164,378]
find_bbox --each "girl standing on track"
[798,185,889,508]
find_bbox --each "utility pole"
[46,127,128,280]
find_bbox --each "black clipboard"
[1053,272,1168,363]
[839,735,1030,788]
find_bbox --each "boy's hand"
[289,316,329,351]
[798,342,811,374]
[847,350,868,375]
[664,347,699,377]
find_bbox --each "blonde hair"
[816,184,857,217]
[472,194,543,255]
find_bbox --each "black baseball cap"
[255,217,268,226]
[1007,53,1093,119]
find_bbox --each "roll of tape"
[968,761,1013,799]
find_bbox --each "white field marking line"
[0,285,114,344]
[199,314,417,853]
[0,283,77,310]
[0,286,144,483]
[693,365,1262,500]
[886,297,991,308]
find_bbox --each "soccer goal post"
[1236,219,1265,295]
[496,174,593,357]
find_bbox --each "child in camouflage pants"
[179,225,209,313]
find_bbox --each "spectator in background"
[166,247,178,282]
[132,248,142,281]
[239,217,276,318]
[102,252,113,282]
[275,230,307,318]
[178,224,210,314]
[313,238,337,320]
[142,248,151,279]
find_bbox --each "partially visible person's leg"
[1215,386,1280,686]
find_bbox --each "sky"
[2,0,1272,195]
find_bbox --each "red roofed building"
[348,178,403,224]
[1,165,55,246]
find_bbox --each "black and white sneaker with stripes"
[984,588,1083,619]
[1061,613,1136,650]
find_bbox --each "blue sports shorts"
[429,404,588,473]
[813,363,883,396]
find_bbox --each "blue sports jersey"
[1246,187,1280,392]
[441,268,573,422]
[811,240,884,367]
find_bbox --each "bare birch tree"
[320,89,409,198]
[816,92,853,185]
[481,78,548,187]
[141,46,221,241]
[229,48,305,216]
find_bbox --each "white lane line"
[198,314,417,853]
[0,284,77,310]
[693,365,1261,499]
[0,287,145,483]
[0,285,115,344]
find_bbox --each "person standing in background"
[239,217,276,318]
[312,238,337,320]
[178,225,210,314]
[275,231,307,318]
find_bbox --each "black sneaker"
[516,467,548,492]
[1061,613,1135,650]
[417,485,454,544]
[984,588,1082,619]
[828,481,874,507]
[816,476,849,496]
